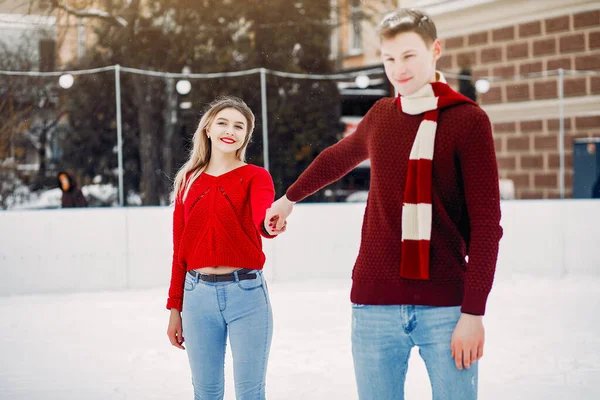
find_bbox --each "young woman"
[166,96,284,400]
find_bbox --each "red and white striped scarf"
[396,72,475,280]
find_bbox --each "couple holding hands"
[166,8,502,400]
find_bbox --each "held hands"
[167,309,185,350]
[264,215,287,236]
[264,195,295,235]
[450,313,485,370]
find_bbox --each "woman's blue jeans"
[182,270,273,400]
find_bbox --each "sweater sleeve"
[285,102,375,202]
[457,107,503,316]
[166,195,187,310]
[250,168,277,239]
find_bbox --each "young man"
[266,8,503,400]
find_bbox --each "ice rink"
[1,274,599,400]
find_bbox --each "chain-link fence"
[0,65,386,209]
[1,66,599,208]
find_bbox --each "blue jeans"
[182,270,273,400]
[352,304,477,400]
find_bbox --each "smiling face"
[206,108,249,156]
[381,31,441,96]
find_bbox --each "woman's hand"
[264,214,287,235]
[167,309,185,350]
[265,195,295,232]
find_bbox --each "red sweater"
[167,164,275,311]
[287,98,503,315]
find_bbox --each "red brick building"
[332,0,600,199]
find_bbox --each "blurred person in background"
[57,171,88,208]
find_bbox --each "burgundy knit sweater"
[286,97,503,315]
[167,165,275,311]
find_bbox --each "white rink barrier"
[0,200,598,296]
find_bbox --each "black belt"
[188,269,257,283]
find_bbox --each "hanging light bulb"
[59,74,74,89]
[355,75,370,89]
[475,79,490,94]
[176,80,191,95]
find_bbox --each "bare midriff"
[194,266,240,275]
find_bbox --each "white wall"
[1,201,599,296]
[0,208,128,295]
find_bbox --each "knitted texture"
[166,164,275,311]
[286,96,503,315]
[397,79,475,280]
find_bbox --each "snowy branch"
[24,112,65,149]
[52,0,128,27]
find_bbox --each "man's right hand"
[265,195,295,231]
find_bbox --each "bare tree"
[21,0,166,204]
[0,34,66,205]
[14,0,396,205]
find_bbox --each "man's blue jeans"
[352,304,478,400]
[182,270,273,400]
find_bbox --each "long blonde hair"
[172,96,256,203]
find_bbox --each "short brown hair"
[376,9,437,45]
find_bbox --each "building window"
[39,38,56,72]
[414,0,458,5]
[412,0,498,14]
[348,0,362,54]
[77,19,86,60]
[329,0,339,60]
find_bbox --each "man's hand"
[450,313,485,370]
[265,195,295,232]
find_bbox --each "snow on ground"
[1,274,599,400]
[7,184,141,210]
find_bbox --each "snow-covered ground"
[1,274,598,400]
[5,184,141,210]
